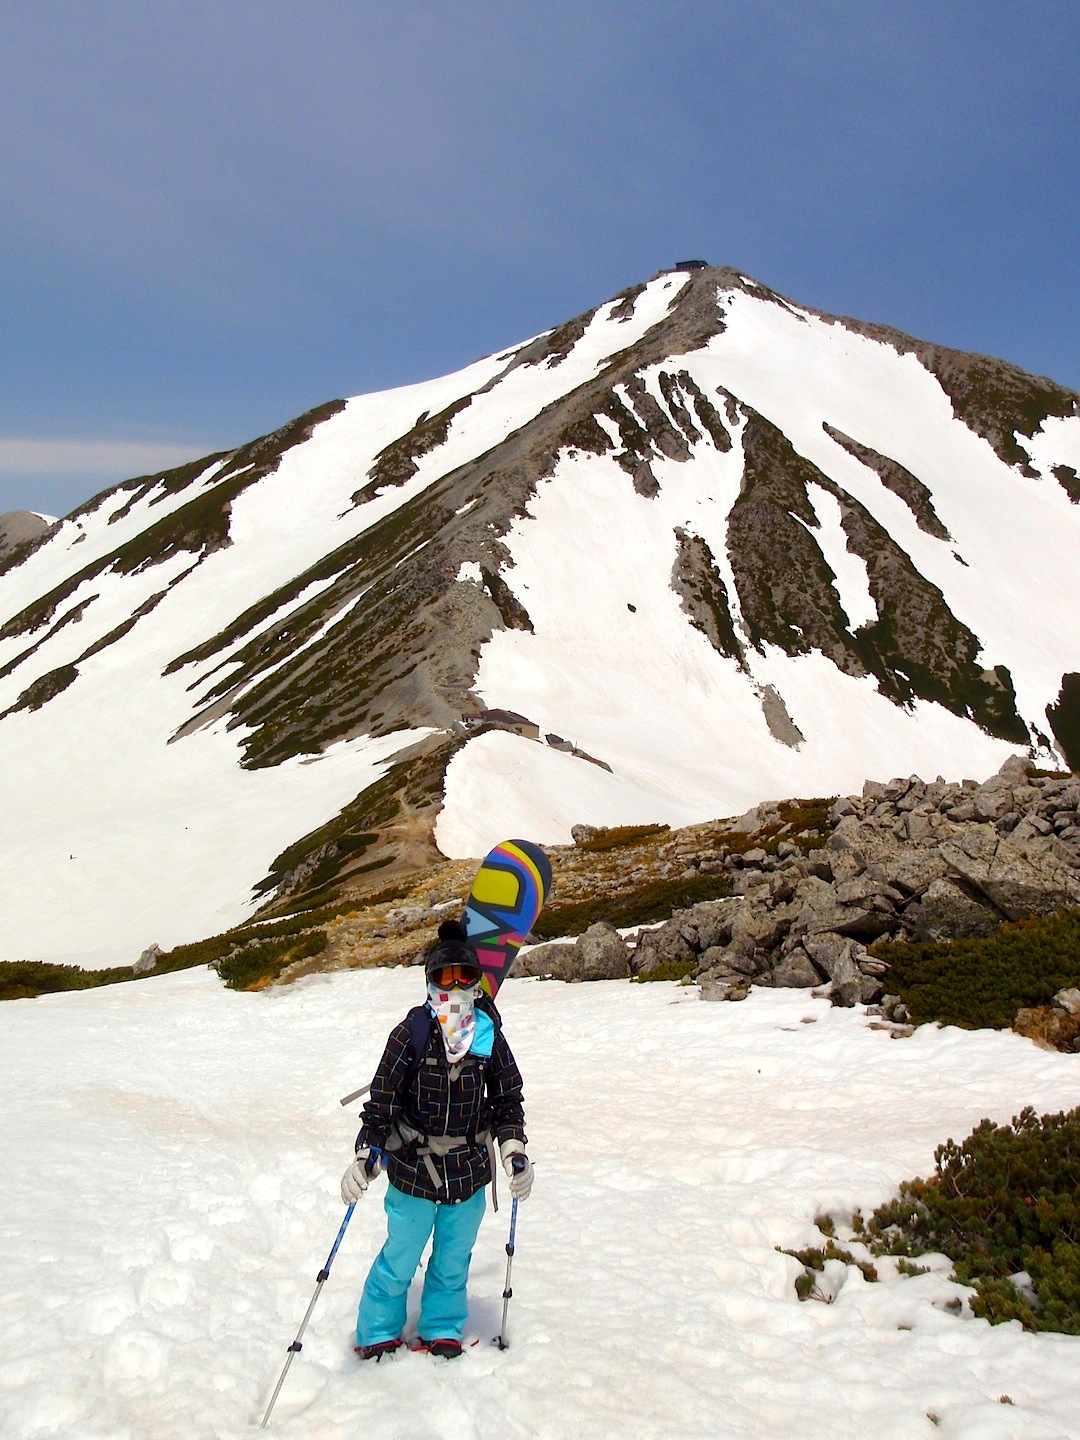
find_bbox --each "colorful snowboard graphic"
[463,839,552,999]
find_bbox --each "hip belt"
[391,1120,501,1209]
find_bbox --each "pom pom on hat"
[437,918,470,944]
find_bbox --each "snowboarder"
[341,918,533,1360]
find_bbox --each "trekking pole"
[493,1156,527,1350]
[261,1151,382,1428]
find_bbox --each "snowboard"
[463,839,552,998]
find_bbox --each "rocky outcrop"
[513,922,631,982]
[133,942,163,976]
[619,757,1080,1006]
[0,510,55,566]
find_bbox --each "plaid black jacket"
[357,996,526,1203]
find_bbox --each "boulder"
[1053,988,1080,1017]
[833,876,903,907]
[859,974,886,1004]
[700,977,750,1002]
[946,801,977,823]
[827,814,873,848]
[728,903,790,958]
[902,877,1000,943]
[133,942,163,976]
[874,850,950,897]
[574,922,631,980]
[511,942,575,978]
[731,870,770,895]
[969,755,1030,821]
[800,934,866,1006]
[828,846,868,884]
[700,976,733,1001]
[939,831,1080,919]
[697,948,758,978]
[632,922,696,976]
[829,951,863,1007]
[802,932,852,979]
[801,852,834,881]
[685,898,737,956]
[1012,811,1050,840]
[856,955,890,977]
[765,948,819,988]
[901,811,937,843]
[995,754,1034,787]
[732,805,765,834]
[677,900,736,952]
[972,787,1013,822]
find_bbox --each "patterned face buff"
[427,982,478,1062]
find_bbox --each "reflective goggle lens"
[430,963,481,990]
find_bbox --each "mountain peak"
[1,271,1078,961]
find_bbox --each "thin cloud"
[0,438,215,476]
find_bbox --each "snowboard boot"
[356,1339,403,1361]
[426,1339,463,1360]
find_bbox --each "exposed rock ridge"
[721,405,1028,743]
[822,423,951,540]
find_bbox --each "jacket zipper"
[442,1061,451,1194]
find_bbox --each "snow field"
[1,966,1079,1438]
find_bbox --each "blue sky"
[1,0,1077,517]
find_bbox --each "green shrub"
[0,907,345,1002]
[871,909,1080,1029]
[533,871,731,939]
[868,1106,1080,1334]
[0,959,129,1001]
[576,824,670,852]
[779,1240,878,1286]
[632,958,697,983]
[214,929,328,991]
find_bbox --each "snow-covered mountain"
[2,265,1079,963]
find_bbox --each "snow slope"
[1,967,1078,1439]
[435,443,1022,856]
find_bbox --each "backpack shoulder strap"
[404,1004,434,1087]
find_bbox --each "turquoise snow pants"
[356,1182,487,1346]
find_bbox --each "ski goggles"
[428,962,482,990]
